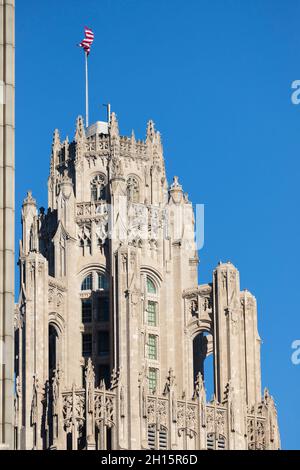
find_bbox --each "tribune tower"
[14,113,280,450]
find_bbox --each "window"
[148,335,157,360]
[159,428,167,450]
[97,297,109,322]
[147,277,156,294]
[91,174,106,201]
[127,176,139,203]
[81,273,92,290]
[97,331,109,357]
[78,226,91,256]
[82,299,92,323]
[98,273,108,290]
[148,425,156,450]
[147,301,157,326]
[206,433,226,450]
[148,368,157,392]
[82,334,92,357]
[207,433,214,450]
[147,425,167,450]
[217,435,226,450]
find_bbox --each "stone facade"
[0,0,14,450]
[14,113,280,450]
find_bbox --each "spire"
[75,115,85,142]
[170,176,182,190]
[146,119,155,143]
[23,190,36,207]
[110,111,119,139]
[52,129,60,149]
[131,129,136,145]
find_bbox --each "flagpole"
[85,51,89,128]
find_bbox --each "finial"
[170,176,182,190]
[52,129,60,147]
[75,115,85,141]
[146,120,155,142]
[23,190,36,206]
[110,112,119,138]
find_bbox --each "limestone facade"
[0,0,14,450]
[14,113,280,450]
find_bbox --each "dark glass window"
[97,297,109,322]
[82,334,92,357]
[82,298,92,323]
[97,331,109,357]
[98,273,108,290]
[81,273,92,290]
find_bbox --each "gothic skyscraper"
[14,113,280,450]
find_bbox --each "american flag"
[78,27,94,55]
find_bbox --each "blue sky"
[15,0,300,449]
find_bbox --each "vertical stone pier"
[0,0,15,450]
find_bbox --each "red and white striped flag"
[78,26,94,55]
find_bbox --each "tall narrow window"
[148,425,156,449]
[82,334,92,357]
[49,324,59,375]
[148,335,157,360]
[147,301,157,326]
[148,368,157,392]
[97,297,109,322]
[81,274,92,291]
[91,174,106,201]
[159,428,167,450]
[82,299,92,323]
[98,273,108,290]
[97,331,109,357]
[127,176,139,203]
[147,277,156,294]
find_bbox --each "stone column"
[0,0,15,450]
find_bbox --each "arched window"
[145,276,158,326]
[91,174,106,201]
[80,270,110,383]
[81,273,92,290]
[78,225,91,256]
[127,176,139,203]
[49,324,59,375]
[147,276,156,294]
[193,331,214,401]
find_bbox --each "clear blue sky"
[15,0,300,449]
